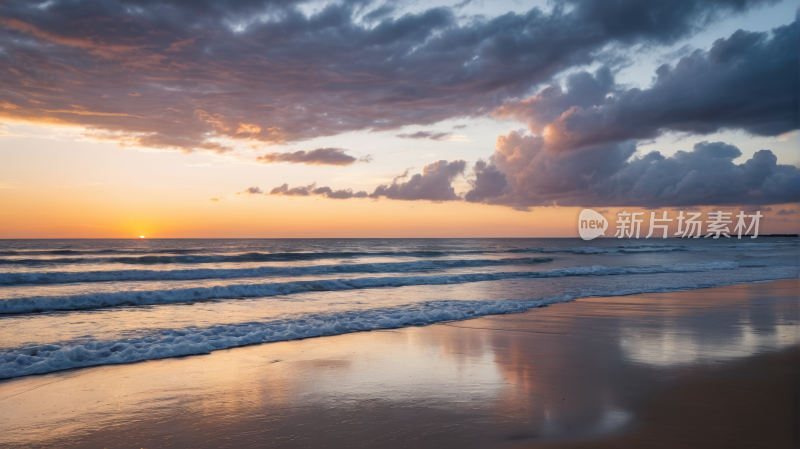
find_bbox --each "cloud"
[266,159,467,202]
[763,217,798,222]
[370,160,467,201]
[311,186,369,199]
[742,205,772,213]
[0,0,776,151]
[466,131,637,208]
[255,148,367,166]
[396,131,453,141]
[258,132,798,208]
[466,132,800,208]
[591,142,800,207]
[464,23,800,209]
[393,169,412,183]
[494,67,615,135]
[464,159,510,203]
[269,183,368,199]
[82,132,233,154]
[496,23,799,153]
[776,208,798,215]
[237,186,263,195]
[270,183,315,196]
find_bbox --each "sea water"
[0,238,797,378]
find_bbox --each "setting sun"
[139,236,145,239]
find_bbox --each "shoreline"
[1,279,798,447]
[1,274,795,379]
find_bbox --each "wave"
[3,240,792,266]
[3,266,796,379]
[0,261,740,314]
[0,249,504,266]
[531,242,796,254]
[0,296,574,379]
[534,246,692,254]
[0,248,203,256]
[0,257,555,286]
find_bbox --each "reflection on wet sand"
[0,280,797,448]
[616,282,799,366]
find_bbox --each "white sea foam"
[0,297,570,378]
[4,264,797,380]
[0,262,740,314]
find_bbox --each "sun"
[139,235,145,239]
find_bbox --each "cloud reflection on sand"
[619,320,799,367]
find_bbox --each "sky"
[0,0,798,238]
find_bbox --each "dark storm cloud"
[0,0,777,151]
[497,23,799,152]
[267,159,467,202]
[255,148,366,166]
[465,133,800,208]
[396,131,453,141]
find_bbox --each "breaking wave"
[0,261,739,314]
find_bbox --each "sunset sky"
[0,0,798,238]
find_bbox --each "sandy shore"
[1,279,797,448]
[527,347,799,449]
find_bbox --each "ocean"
[0,237,797,379]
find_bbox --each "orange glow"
[1,185,796,238]
[0,186,584,238]
[1,127,797,239]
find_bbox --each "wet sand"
[527,347,799,449]
[0,279,798,448]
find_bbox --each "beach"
[1,279,797,448]
[3,0,799,446]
